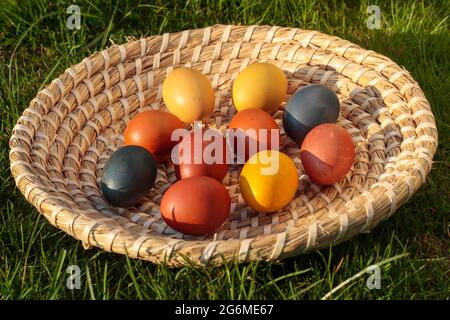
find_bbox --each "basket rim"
[9,24,438,267]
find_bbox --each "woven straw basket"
[9,25,438,267]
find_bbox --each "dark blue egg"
[101,145,157,207]
[282,84,340,144]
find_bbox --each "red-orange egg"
[300,123,355,185]
[160,176,230,235]
[228,108,280,162]
[175,128,229,182]
[124,110,184,163]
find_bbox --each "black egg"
[282,84,340,144]
[101,145,157,207]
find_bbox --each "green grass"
[0,0,449,299]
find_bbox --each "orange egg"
[160,176,230,235]
[232,62,287,114]
[162,67,215,122]
[175,128,229,182]
[300,123,355,185]
[229,108,280,162]
[240,150,299,213]
[124,110,184,163]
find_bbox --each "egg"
[300,123,355,185]
[228,108,280,162]
[175,128,229,182]
[283,84,340,144]
[124,110,184,163]
[162,67,215,122]
[160,176,231,235]
[232,62,287,114]
[101,145,157,207]
[240,150,299,213]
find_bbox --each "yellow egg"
[239,150,299,213]
[162,67,215,122]
[232,62,287,114]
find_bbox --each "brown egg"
[300,123,355,185]
[160,176,231,235]
[162,67,215,123]
[228,108,280,162]
[124,110,184,163]
[175,128,229,182]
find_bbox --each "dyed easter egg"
[300,123,355,185]
[101,145,157,207]
[232,62,287,114]
[124,110,184,163]
[239,150,299,213]
[283,84,340,144]
[160,176,231,235]
[175,128,229,182]
[228,108,280,162]
[162,67,215,122]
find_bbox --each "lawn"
[0,0,449,299]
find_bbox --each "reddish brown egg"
[160,176,231,235]
[124,110,184,163]
[175,128,229,182]
[228,108,280,162]
[300,123,355,185]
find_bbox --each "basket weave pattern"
[9,25,437,266]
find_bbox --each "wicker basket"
[9,25,438,267]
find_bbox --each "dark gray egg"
[282,84,340,144]
[101,145,157,207]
